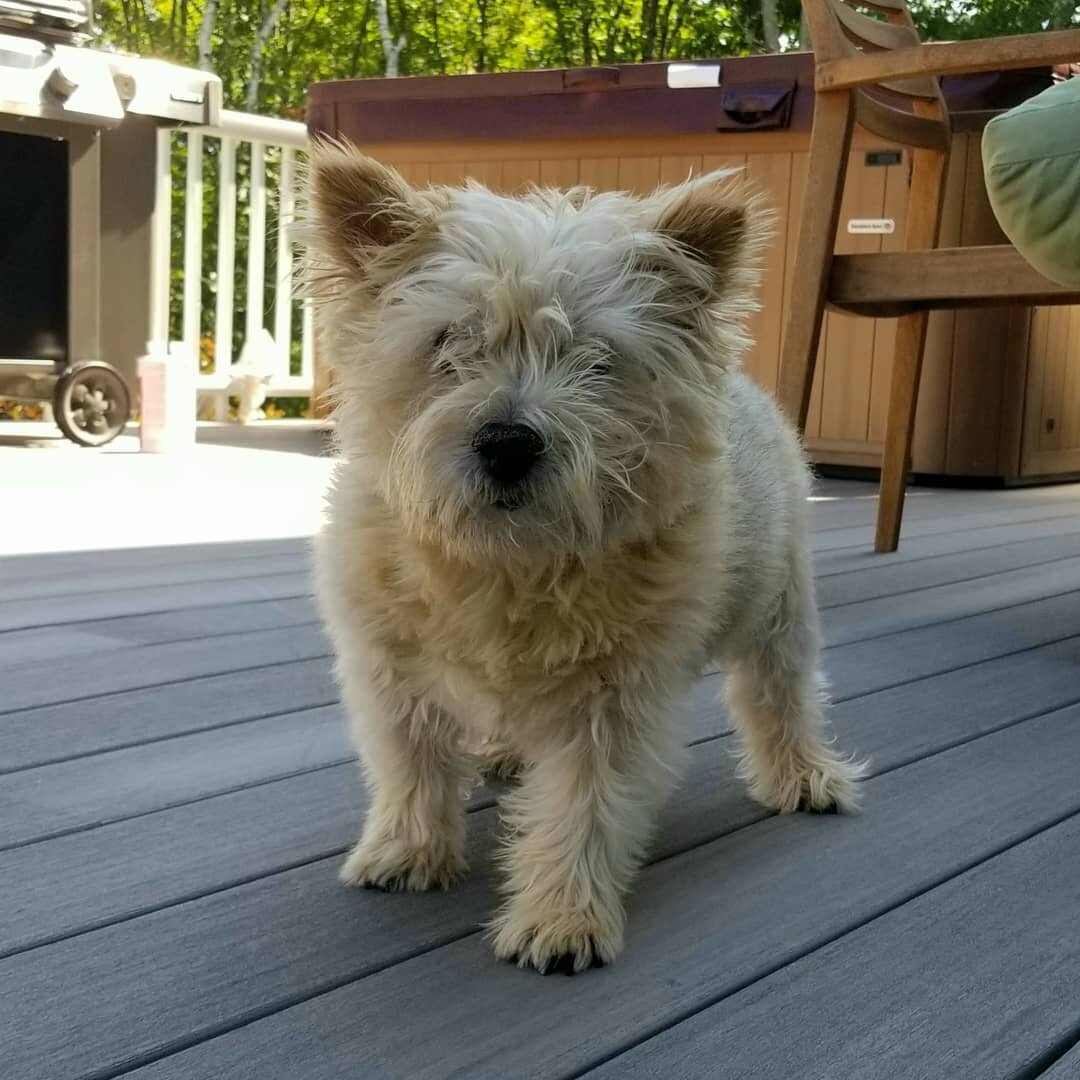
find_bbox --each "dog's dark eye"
[432,328,455,374]
[581,353,614,382]
[584,343,616,380]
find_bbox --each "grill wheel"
[53,361,132,447]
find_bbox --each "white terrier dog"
[305,144,865,975]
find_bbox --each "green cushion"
[982,76,1080,288]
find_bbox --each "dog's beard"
[386,453,606,564]
[378,375,721,565]
[382,432,701,569]
[374,383,601,562]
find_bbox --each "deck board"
[1040,1045,1080,1078]
[0,705,350,849]
[817,527,1080,606]
[827,592,1080,699]
[824,555,1080,646]
[814,508,1080,573]
[0,656,337,772]
[0,553,312,603]
[3,479,1080,1080]
[0,571,314,632]
[811,497,1080,553]
[0,537,308,585]
[0,597,321,667]
[585,813,1080,1080]
[0,623,329,714]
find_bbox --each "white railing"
[151,109,312,420]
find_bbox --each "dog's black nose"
[472,422,544,486]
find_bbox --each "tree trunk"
[603,0,626,62]
[799,4,811,51]
[657,0,678,57]
[196,0,218,71]
[580,5,593,66]
[760,0,781,53]
[476,0,488,72]
[347,1,375,77]
[375,0,405,76]
[640,0,659,60]
[431,0,445,73]
[246,0,290,112]
[667,0,688,57]
[551,2,573,65]
[1051,0,1078,29]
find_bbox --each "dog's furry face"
[307,146,768,564]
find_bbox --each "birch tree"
[196,0,217,70]
[761,0,781,52]
[245,0,290,111]
[375,0,406,76]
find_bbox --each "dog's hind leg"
[338,665,472,892]
[489,699,684,974]
[724,550,867,814]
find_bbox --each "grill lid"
[0,0,93,44]
[0,30,221,127]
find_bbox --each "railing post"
[182,132,204,353]
[213,135,237,421]
[245,141,267,353]
[148,126,173,347]
[273,147,296,385]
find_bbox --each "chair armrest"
[817,30,1080,91]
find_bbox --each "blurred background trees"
[96,1,1080,118]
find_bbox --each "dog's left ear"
[652,171,770,296]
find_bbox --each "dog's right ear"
[308,141,427,271]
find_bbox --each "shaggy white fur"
[304,144,866,975]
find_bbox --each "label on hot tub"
[847,219,896,235]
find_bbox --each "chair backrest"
[803,0,950,150]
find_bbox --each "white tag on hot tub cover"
[667,63,721,89]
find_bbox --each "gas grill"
[0,0,93,43]
[0,1,220,445]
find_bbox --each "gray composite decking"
[3,478,1080,1080]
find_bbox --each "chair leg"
[776,92,855,430]
[874,109,948,553]
[876,310,931,553]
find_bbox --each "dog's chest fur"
[319,483,730,740]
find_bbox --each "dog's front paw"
[747,749,868,815]
[490,899,623,975]
[339,834,467,892]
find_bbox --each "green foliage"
[94,2,1075,119]
[909,0,1079,40]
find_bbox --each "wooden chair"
[777,0,1080,551]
